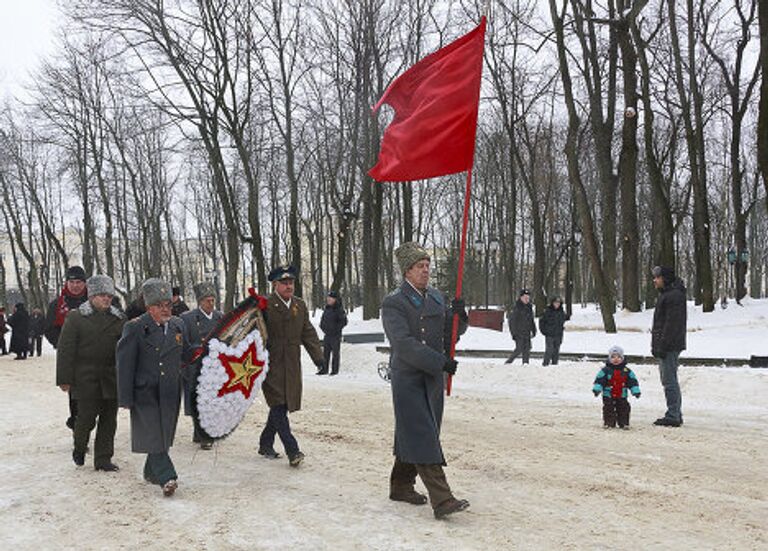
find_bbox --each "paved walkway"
[373,345,765,367]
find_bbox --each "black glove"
[652,348,666,359]
[451,298,468,321]
[443,357,458,375]
[593,390,601,397]
[635,393,641,399]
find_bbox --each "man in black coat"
[505,289,536,365]
[8,303,30,360]
[651,265,687,427]
[171,287,190,317]
[28,308,46,357]
[539,297,566,366]
[45,266,89,429]
[319,290,347,375]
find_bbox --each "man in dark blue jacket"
[651,266,687,427]
[319,290,347,375]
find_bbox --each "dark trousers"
[0,334,6,355]
[390,457,453,508]
[323,335,341,374]
[602,396,631,427]
[73,398,118,467]
[259,404,299,456]
[144,452,177,486]
[66,392,79,429]
[543,336,562,365]
[28,336,42,356]
[192,416,213,444]
[507,335,532,364]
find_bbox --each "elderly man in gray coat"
[381,242,470,520]
[117,278,185,497]
[181,281,223,449]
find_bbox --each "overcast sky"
[0,0,57,102]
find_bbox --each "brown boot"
[433,497,470,519]
[389,489,428,505]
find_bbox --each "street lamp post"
[566,229,582,319]
[474,237,499,309]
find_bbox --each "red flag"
[369,18,486,182]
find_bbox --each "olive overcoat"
[261,293,323,412]
[56,302,126,400]
[116,312,184,453]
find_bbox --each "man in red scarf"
[45,266,89,430]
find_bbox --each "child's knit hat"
[608,345,625,361]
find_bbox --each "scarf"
[54,286,87,327]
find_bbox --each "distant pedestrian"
[505,289,536,365]
[592,345,641,429]
[0,307,8,355]
[651,265,687,427]
[56,275,126,470]
[117,278,185,497]
[171,287,189,316]
[319,290,347,375]
[28,308,45,357]
[8,303,30,360]
[181,281,223,450]
[45,265,89,430]
[125,294,146,320]
[539,297,566,366]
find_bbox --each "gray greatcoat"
[116,312,185,453]
[381,281,467,465]
[180,307,223,415]
[262,293,323,412]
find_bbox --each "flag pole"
[447,167,474,396]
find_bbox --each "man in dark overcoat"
[651,265,687,427]
[8,303,30,360]
[45,265,89,429]
[505,289,536,365]
[539,296,566,366]
[381,242,470,520]
[181,281,223,449]
[116,278,185,496]
[56,275,126,470]
[258,265,324,467]
[319,290,347,375]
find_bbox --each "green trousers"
[73,398,117,468]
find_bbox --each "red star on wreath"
[217,342,265,399]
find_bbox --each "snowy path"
[1,346,766,550]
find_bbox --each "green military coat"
[262,293,323,412]
[55,302,126,400]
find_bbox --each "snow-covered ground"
[315,297,768,360]
[0,301,766,550]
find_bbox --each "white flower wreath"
[196,329,269,439]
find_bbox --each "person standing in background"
[0,307,8,355]
[45,266,89,429]
[505,289,536,365]
[319,290,347,375]
[8,303,30,360]
[28,308,46,357]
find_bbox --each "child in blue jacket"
[593,345,641,429]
